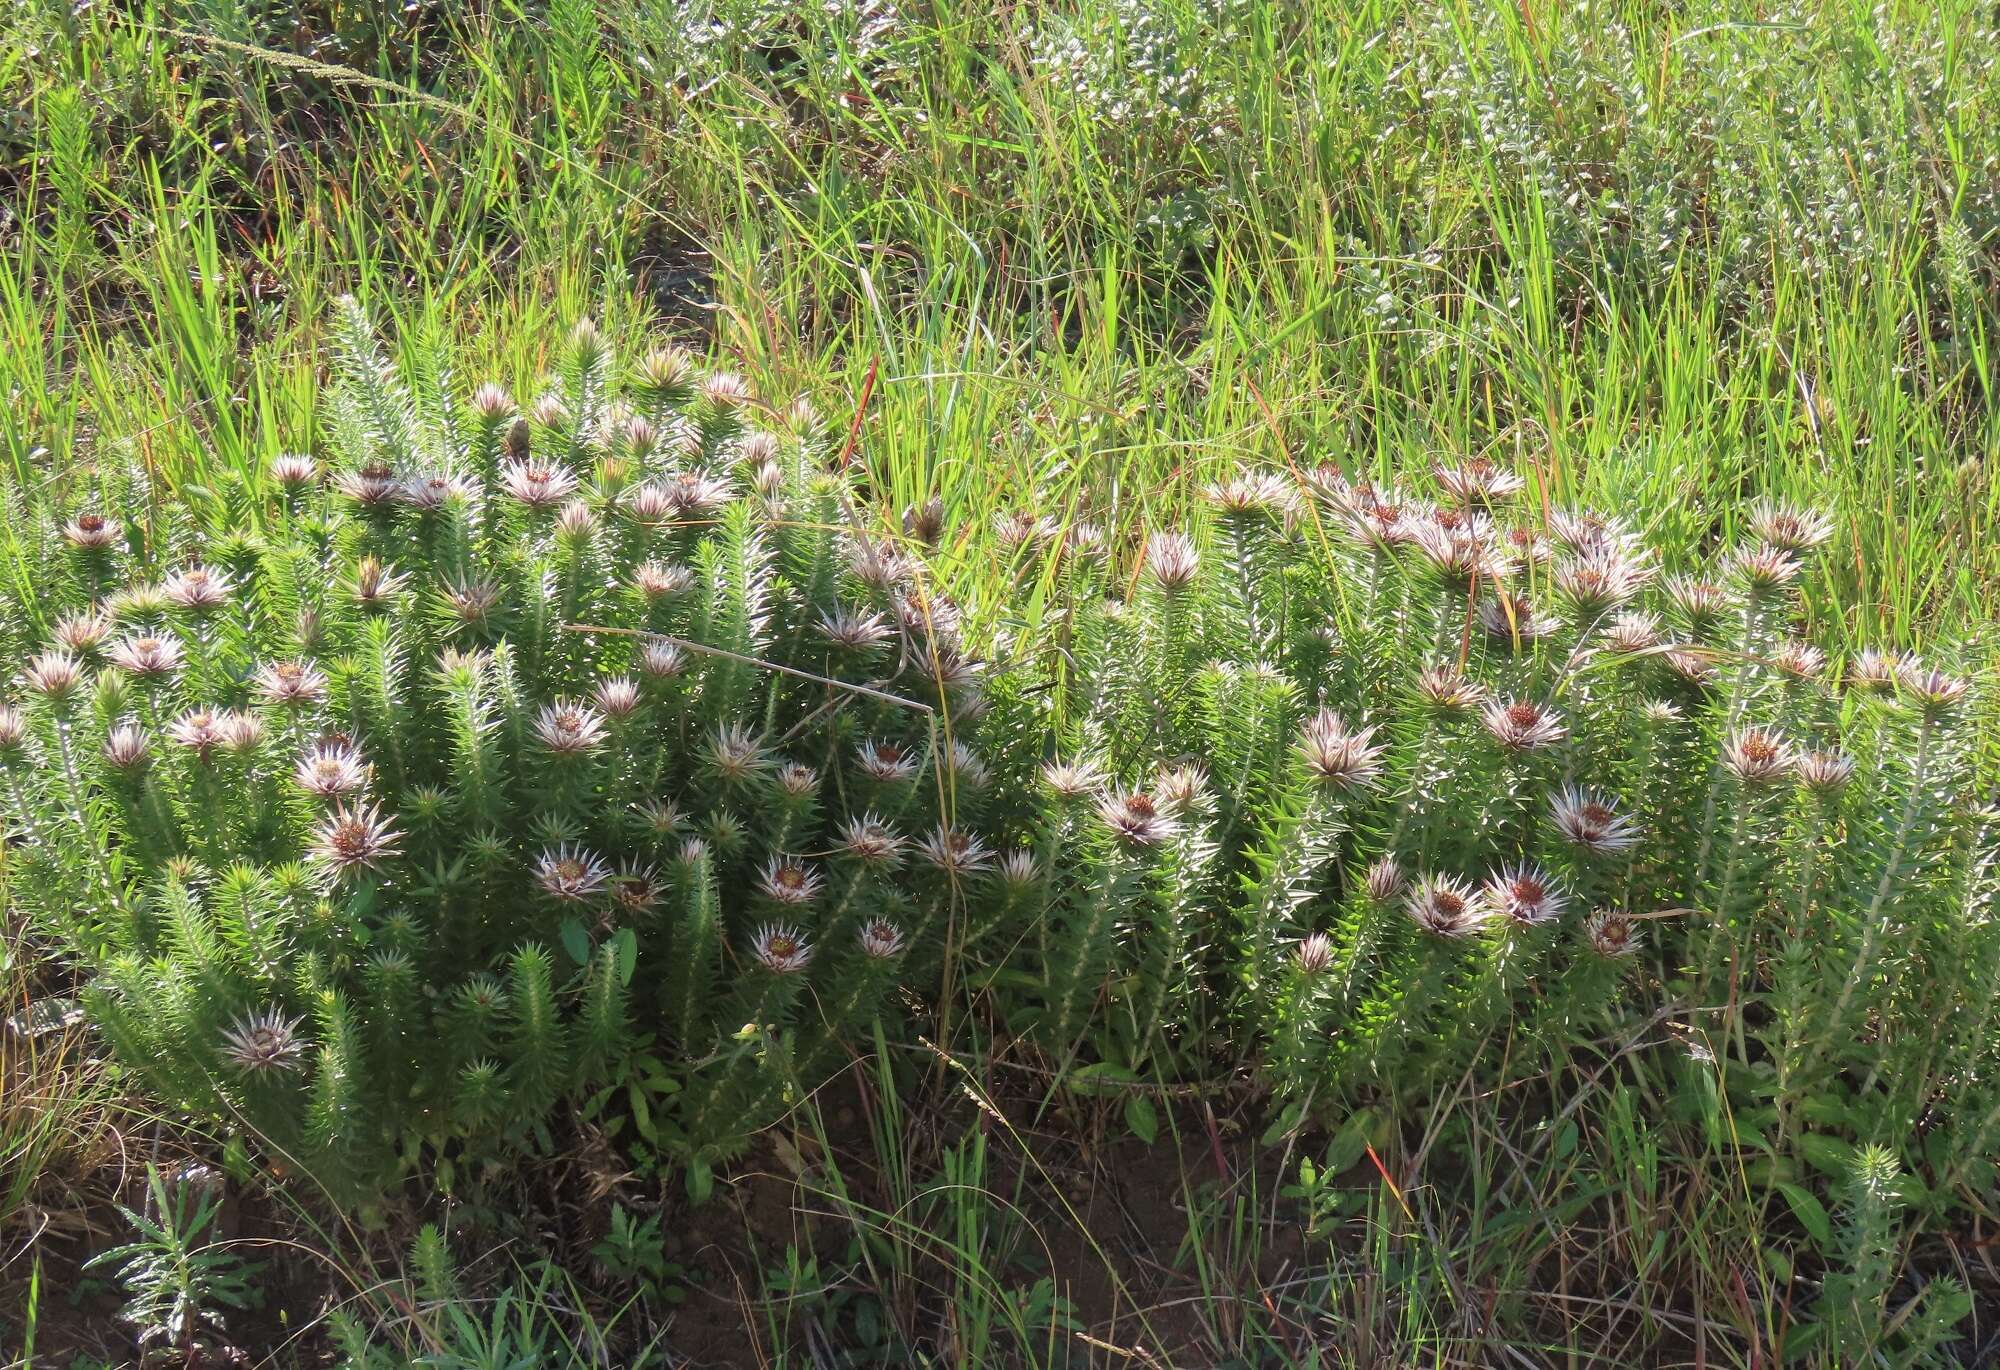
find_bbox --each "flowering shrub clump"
[0,301,996,1195]
[5,307,1994,1263]
[979,461,1997,1213]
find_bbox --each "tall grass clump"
[0,301,998,1198]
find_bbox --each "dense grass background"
[4,0,1999,1363]
[7,0,1998,636]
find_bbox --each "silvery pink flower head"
[918,825,994,877]
[632,561,696,599]
[52,610,112,653]
[751,923,813,974]
[530,394,572,429]
[639,640,689,680]
[993,509,1058,553]
[1405,874,1490,938]
[1432,456,1525,506]
[1411,510,1504,583]
[700,371,751,409]
[470,382,514,421]
[296,739,368,798]
[839,813,905,868]
[859,919,907,961]
[1846,648,1910,695]
[1097,790,1176,847]
[1551,786,1639,855]
[1748,499,1833,553]
[1501,524,1553,572]
[1484,862,1568,928]
[1342,498,1423,554]
[22,650,87,701]
[592,676,642,720]
[1603,611,1662,655]
[1548,508,1633,557]
[347,556,409,611]
[1664,575,1733,632]
[609,864,664,915]
[169,709,230,760]
[1303,462,1352,505]
[1896,661,1969,717]
[403,471,471,512]
[554,500,597,541]
[1796,749,1856,796]
[1205,472,1297,517]
[626,482,677,524]
[1415,666,1484,712]
[665,470,734,520]
[255,659,327,706]
[1481,697,1567,751]
[927,647,983,692]
[103,723,151,771]
[638,345,695,392]
[1478,590,1559,646]
[533,700,609,756]
[1587,910,1642,958]
[848,537,910,592]
[1294,933,1337,976]
[1727,544,1802,595]
[945,741,991,791]
[818,607,892,652]
[221,1008,308,1074]
[736,429,780,469]
[775,761,818,799]
[443,576,503,628]
[266,454,320,494]
[172,704,262,760]
[1553,546,1650,615]
[335,461,402,510]
[64,510,119,551]
[1770,640,1826,681]
[758,857,824,906]
[858,738,920,784]
[219,711,265,754]
[308,801,402,877]
[500,459,579,510]
[1640,699,1684,727]
[1297,708,1385,788]
[1722,726,1794,785]
[897,588,963,649]
[707,723,771,784]
[1364,857,1405,904]
[1064,521,1108,564]
[434,646,491,684]
[1152,763,1209,813]
[1143,531,1200,591]
[1663,646,1719,689]
[997,849,1039,888]
[534,843,612,903]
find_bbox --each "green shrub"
[979,460,1997,1245]
[4,308,1994,1352]
[0,300,997,1196]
